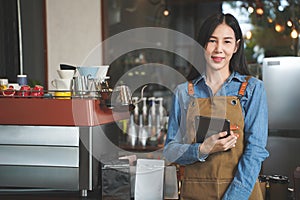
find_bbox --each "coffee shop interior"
[0,0,300,199]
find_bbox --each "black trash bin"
[294,167,300,200]
[102,159,131,200]
[258,175,269,199]
[268,175,289,200]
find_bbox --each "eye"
[225,40,232,44]
[208,39,216,43]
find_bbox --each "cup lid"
[17,74,27,78]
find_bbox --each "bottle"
[148,97,156,127]
[147,113,158,146]
[156,114,161,137]
[142,97,147,125]
[156,97,166,127]
[127,113,137,147]
[132,97,139,123]
[138,114,148,147]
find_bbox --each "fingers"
[218,131,228,138]
[202,131,239,154]
[229,130,239,138]
[223,135,238,151]
[218,132,238,151]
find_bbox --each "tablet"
[194,116,230,143]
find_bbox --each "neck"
[205,68,230,94]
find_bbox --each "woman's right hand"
[199,131,238,155]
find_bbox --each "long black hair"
[188,13,250,80]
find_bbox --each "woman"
[163,13,269,200]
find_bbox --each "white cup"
[51,78,72,90]
[57,69,75,79]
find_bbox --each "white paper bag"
[134,159,165,200]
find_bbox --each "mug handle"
[51,80,57,88]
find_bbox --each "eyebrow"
[209,36,235,40]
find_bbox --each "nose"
[214,42,223,53]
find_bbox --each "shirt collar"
[192,71,246,86]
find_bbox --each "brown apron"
[180,77,263,200]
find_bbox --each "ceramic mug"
[51,78,72,90]
[57,69,75,79]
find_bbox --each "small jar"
[17,74,28,86]
[0,78,8,91]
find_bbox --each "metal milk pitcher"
[73,76,89,97]
[115,85,133,106]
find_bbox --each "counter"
[0,98,127,126]
[0,98,129,197]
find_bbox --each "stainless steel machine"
[0,98,126,197]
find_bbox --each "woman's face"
[204,22,239,74]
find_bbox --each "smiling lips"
[211,56,224,62]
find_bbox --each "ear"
[234,39,240,53]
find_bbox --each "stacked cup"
[52,69,75,99]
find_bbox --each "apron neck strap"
[188,76,252,97]
[238,76,251,99]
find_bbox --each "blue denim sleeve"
[163,86,201,165]
[223,80,269,200]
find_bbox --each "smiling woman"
[163,13,268,200]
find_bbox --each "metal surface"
[89,127,93,190]
[0,125,81,191]
[17,0,23,75]
[0,166,79,190]
[0,125,79,146]
[0,122,122,197]
[0,145,79,167]
[262,56,300,130]
[81,189,88,197]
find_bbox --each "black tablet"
[194,116,230,143]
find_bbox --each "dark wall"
[0,0,45,86]
[0,0,20,82]
[263,135,300,187]
[21,0,46,86]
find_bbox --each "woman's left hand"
[199,131,238,155]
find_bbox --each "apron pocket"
[181,178,232,200]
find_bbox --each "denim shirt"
[163,71,269,200]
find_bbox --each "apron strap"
[188,81,194,96]
[189,76,252,97]
[238,76,251,99]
